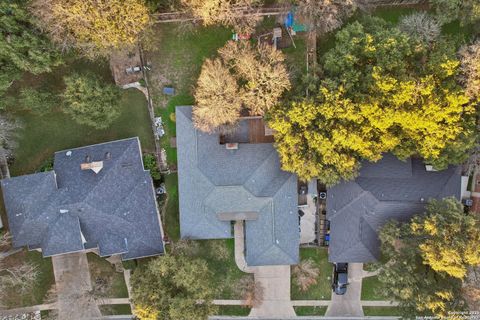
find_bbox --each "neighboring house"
[0,138,164,260]
[327,154,467,263]
[176,106,299,266]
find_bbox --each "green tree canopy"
[269,17,477,184]
[430,0,480,26]
[62,73,121,129]
[373,198,479,317]
[130,254,218,320]
[0,2,61,96]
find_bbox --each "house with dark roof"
[0,137,164,260]
[327,154,467,263]
[176,106,299,266]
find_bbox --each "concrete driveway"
[52,252,101,319]
[325,263,364,317]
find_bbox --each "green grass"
[9,88,154,176]
[163,173,180,241]
[361,276,384,300]
[291,248,332,300]
[26,251,55,306]
[216,305,251,316]
[372,7,417,23]
[294,306,327,316]
[363,306,402,317]
[99,304,132,316]
[87,253,129,298]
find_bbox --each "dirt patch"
[110,48,143,86]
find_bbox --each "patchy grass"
[9,88,154,176]
[87,253,129,298]
[294,306,327,316]
[198,239,250,299]
[291,248,332,300]
[0,250,54,308]
[99,304,132,316]
[361,275,384,300]
[363,306,402,316]
[216,305,251,316]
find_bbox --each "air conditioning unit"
[226,143,238,150]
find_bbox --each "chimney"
[80,161,104,174]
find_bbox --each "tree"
[62,73,121,129]
[371,198,479,317]
[411,198,480,279]
[30,0,150,57]
[0,2,61,96]
[181,0,259,32]
[292,259,320,292]
[143,154,161,181]
[219,41,291,116]
[269,18,477,184]
[130,254,218,320]
[398,12,441,44]
[18,88,59,115]
[459,40,480,101]
[193,41,290,133]
[235,276,263,307]
[296,0,357,34]
[430,0,480,26]
[193,58,243,133]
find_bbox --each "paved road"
[52,252,101,320]
[325,263,364,317]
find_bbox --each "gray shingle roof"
[0,138,164,260]
[327,154,462,263]
[176,106,299,266]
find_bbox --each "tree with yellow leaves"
[30,0,150,57]
[371,198,477,318]
[269,17,477,184]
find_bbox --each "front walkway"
[52,252,101,320]
[233,221,296,318]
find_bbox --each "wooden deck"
[248,118,275,143]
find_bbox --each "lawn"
[99,304,132,316]
[291,248,332,300]
[216,305,251,316]
[361,275,384,300]
[294,306,327,316]
[363,306,402,317]
[9,88,154,176]
[87,253,129,298]
[0,250,55,308]
[163,173,180,241]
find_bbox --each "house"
[0,138,164,260]
[326,154,467,263]
[176,106,299,266]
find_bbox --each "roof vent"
[425,165,437,172]
[80,161,104,174]
[85,155,91,162]
[105,152,111,160]
[59,209,69,213]
[226,143,238,150]
[66,151,72,157]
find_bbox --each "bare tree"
[399,12,441,44]
[0,114,21,158]
[181,0,260,33]
[235,276,264,307]
[459,40,480,101]
[292,259,320,292]
[219,41,291,116]
[193,58,243,133]
[296,0,357,34]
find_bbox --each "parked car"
[332,263,348,295]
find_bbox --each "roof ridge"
[81,139,139,204]
[55,137,139,154]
